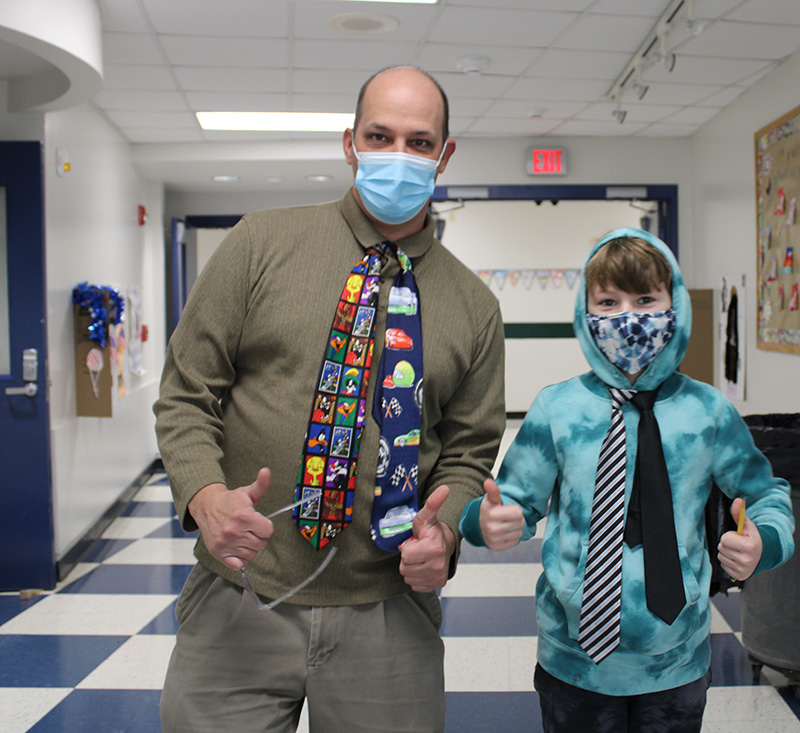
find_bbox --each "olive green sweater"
[154,190,506,605]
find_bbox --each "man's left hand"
[399,485,455,592]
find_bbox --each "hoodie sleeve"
[711,397,794,574]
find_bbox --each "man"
[155,65,505,732]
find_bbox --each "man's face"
[343,67,450,178]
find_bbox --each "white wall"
[44,103,165,557]
[692,49,800,416]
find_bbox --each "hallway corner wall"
[43,102,166,558]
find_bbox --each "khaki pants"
[160,564,445,732]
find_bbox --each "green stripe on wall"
[504,323,575,339]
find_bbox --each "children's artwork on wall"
[755,104,800,354]
[475,268,582,291]
[720,275,746,401]
[72,282,124,417]
[126,285,146,377]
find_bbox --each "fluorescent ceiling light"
[341,0,437,4]
[197,111,354,132]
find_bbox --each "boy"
[460,228,794,732]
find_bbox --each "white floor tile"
[442,563,542,598]
[443,636,536,692]
[102,516,173,540]
[0,594,176,636]
[135,483,175,502]
[0,687,73,733]
[101,538,197,565]
[77,634,176,690]
[703,686,800,730]
[710,601,734,634]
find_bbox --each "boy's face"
[587,281,672,316]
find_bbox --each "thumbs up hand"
[188,467,275,571]
[399,485,455,593]
[718,497,763,581]
[480,478,525,551]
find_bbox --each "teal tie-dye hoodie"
[460,227,794,695]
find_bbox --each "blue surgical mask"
[586,308,676,374]
[353,144,445,225]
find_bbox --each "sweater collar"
[339,188,436,259]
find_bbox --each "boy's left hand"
[717,498,763,581]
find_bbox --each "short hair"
[584,236,673,296]
[353,66,450,143]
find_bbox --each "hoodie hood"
[574,227,691,391]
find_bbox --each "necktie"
[371,244,423,552]
[579,387,635,664]
[294,246,383,550]
[624,390,686,624]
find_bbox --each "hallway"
[2,464,799,732]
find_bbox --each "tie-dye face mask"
[586,308,676,374]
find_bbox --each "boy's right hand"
[480,478,525,551]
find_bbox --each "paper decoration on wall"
[788,197,797,225]
[127,285,146,377]
[791,283,799,311]
[474,268,582,291]
[720,275,746,401]
[779,285,785,311]
[781,247,793,274]
[72,282,125,418]
[768,256,778,281]
[775,187,785,215]
[86,348,104,399]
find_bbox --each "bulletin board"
[755,104,800,354]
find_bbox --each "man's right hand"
[479,478,524,551]
[188,468,274,571]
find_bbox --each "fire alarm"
[138,205,148,226]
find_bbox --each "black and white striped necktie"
[578,387,635,664]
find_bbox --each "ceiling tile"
[728,0,800,26]
[94,90,188,111]
[554,14,655,53]
[140,0,288,37]
[428,7,578,47]
[416,43,542,77]
[160,36,289,68]
[102,33,164,65]
[678,20,800,59]
[503,77,611,102]
[104,110,199,128]
[183,92,291,112]
[173,67,289,93]
[526,48,630,79]
[292,40,417,70]
[102,64,177,90]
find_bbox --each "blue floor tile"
[0,635,127,687]
[30,689,163,732]
[80,538,136,563]
[138,599,180,635]
[58,564,193,595]
[441,597,538,637]
[120,502,176,518]
[145,518,199,539]
[0,594,44,626]
[710,632,764,687]
[445,691,541,732]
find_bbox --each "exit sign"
[527,148,566,175]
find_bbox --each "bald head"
[353,66,450,143]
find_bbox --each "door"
[0,141,55,590]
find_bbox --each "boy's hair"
[584,236,673,296]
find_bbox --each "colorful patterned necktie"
[579,387,635,664]
[371,244,423,552]
[294,246,383,550]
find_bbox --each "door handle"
[5,349,39,397]
[5,382,37,397]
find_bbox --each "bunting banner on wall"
[474,268,582,291]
